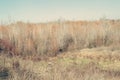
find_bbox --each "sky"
[0,0,120,23]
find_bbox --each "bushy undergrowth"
[0,20,120,57]
[0,48,120,80]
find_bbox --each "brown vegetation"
[0,19,120,80]
[0,19,120,58]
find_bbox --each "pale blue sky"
[0,0,120,22]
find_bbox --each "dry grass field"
[0,19,120,80]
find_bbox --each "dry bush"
[0,20,120,58]
[0,39,19,56]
